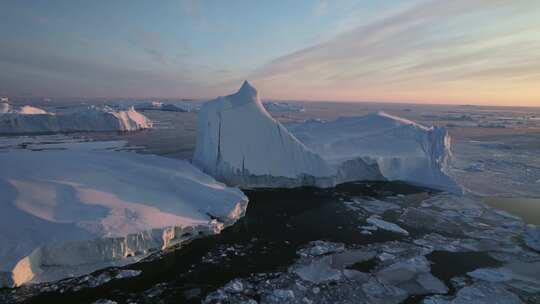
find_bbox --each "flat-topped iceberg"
[0,140,247,286]
[0,105,152,134]
[287,112,458,192]
[194,81,457,191]
[135,101,188,112]
[106,100,201,113]
[263,101,305,113]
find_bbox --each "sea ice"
[345,198,401,215]
[366,216,409,236]
[423,282,521,304]
[523,225,540,252]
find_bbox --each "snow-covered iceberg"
[0,141,247,286]
[106,100,201,113]
[287,113,458,192]
[263,101,305,113]
[194,81,457,191]
[133,101,193,112]
[193,81,339,188]
[0,105,152,134]
[0,102,10,114]
[0,102,49,115]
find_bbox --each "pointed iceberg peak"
[225,80,260,107]
[239,80,256,95]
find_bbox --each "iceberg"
[263,101,305,113]
[0,102,10,114]
[133,101,193,112]
[0,105,152,134]
[193,81,337,188]
[287,112,458,192]
[194,81,457,191]
[0,141,247,286]
[106,100,201,113]
[0,102,48,115]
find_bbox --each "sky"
[0,0,539,106]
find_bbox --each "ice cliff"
[0,141,247,286]
[193,81,338,188]
[0,104,152,134]
[194,82,458,192]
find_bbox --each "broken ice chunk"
[523,224,540,252]
[367,216,409,236]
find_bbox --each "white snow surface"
[193,81,336,188]
[194,81,457,191]
[287,112,458,192]
[0,105,152,134]
[0,103,49,115]
[0,141,247,286]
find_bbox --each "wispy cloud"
[251,0,540,105]
[312,1,329,17]
[0,43,201,98]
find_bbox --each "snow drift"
[0,105,152,134]
[0,141,247,286]
[194,82,457,191]
[193,81,339,188]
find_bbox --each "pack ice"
[194,81,457,191]
[0,102,152,134]
[0,141,247,287]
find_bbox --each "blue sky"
[1,0,539,105]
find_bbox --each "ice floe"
[366,216,409,236]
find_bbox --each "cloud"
[251,0,540,105]
[0,43,202,98]
[313,1,329,17]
